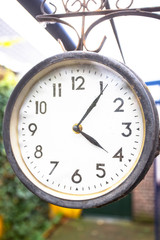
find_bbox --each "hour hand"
[73,124,108,153]
[81,131,108,153]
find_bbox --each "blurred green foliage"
[0,67,54,240]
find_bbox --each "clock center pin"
[73,124,83,134]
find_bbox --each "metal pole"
[17,0,76,51]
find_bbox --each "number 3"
[122,122,132,137]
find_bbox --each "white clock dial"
[4,52,159,208]
[16,61,144,201]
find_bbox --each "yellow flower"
[0,67,17,88]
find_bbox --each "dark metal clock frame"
[3,51,159,208]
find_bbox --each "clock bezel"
[3,51,159,208]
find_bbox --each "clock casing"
[3,51,159,208]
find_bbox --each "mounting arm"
[17,0,76,51]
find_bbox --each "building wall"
[132,164,155,222]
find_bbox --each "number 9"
[28,123,37,136]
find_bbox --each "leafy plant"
[0,67,56,240]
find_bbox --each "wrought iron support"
[104,0,125,63]
[36,1,160,53]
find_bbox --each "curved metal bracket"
[84,9,160,50]
[36,1,160,53]
[116,0,134,9]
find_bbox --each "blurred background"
[0,0,160,239]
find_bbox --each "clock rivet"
[72,124,83,134]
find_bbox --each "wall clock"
[3,51,159,208]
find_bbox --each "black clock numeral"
[28,123,37,136]
[49,161,59,175]
[71,169,82,184]
[122,122,132,137]
[96,163,106,178]
[114,98,124,112]
[72,76,85,90]
[34,145,43,158]
[99,81,108,93]
[100,81,103,94]
[113,148,124,162]
[35,101,47,114]
[53,83,62,97]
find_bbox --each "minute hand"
[77,84,108,126]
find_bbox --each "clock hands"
[77,84,108,127]
[73,124,108,153]
[73,85,108,153]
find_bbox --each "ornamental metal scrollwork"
[40,0,57,14]
[116,0,134,9]
[64,0,105,12]
[37,0,160,52]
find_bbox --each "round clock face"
[3,52,159,208]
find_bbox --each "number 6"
[71,169,82,184]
